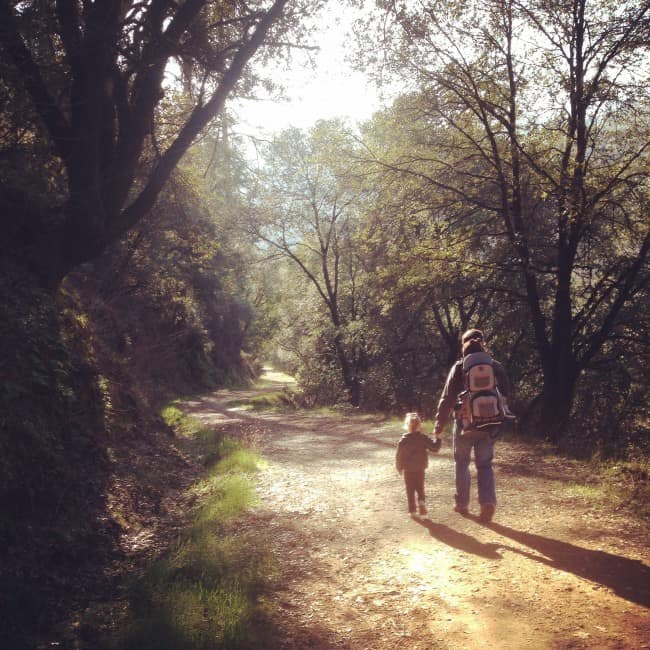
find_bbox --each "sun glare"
[232,4,383,138]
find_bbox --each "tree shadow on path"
[483,520,650,607]
[416,518,504,559]
[182,394,398,457]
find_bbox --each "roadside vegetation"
[597,457,650,519]
[110,408,274,650]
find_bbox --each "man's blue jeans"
[453,421,497,509]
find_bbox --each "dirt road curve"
[184,374,650,650]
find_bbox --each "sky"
[231,4,386,142]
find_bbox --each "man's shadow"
[483,520,650,607]
[416,518,504,559]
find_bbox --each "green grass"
[600,456,650,518]
[563,483,607,500]
[160,403,201,437]
[558,453,650,519]
[110,407,276,649]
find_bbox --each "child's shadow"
[416,518,503,559]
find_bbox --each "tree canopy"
[351,0,650,438]
[0,0,318,288]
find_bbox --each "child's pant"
[403,469,426,512]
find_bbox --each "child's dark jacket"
[396,432,439,472]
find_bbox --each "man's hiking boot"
[480,503,496,523]
[454,504,469,515]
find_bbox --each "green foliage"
[247,121,371,406]
[0,0,319,288]
[78,158,261,399]
[0,136,264,645]
[564,358,650,459]
[563,455,650,521]
[0,271,106,514]
[349,0,650,446]
[111,411,272,650]
[160,404,203,438]
[605,457,650,519]
[249,89,648,457]
[0,269,111,647]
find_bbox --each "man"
[431,328,511,523]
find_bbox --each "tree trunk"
[333,333,360,407]
[537,350,579,442]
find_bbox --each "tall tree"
[359,99,524,359]
[245,121,369,405]
[0,0,317,290]
[359,0,650,438]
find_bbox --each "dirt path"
[182,373,650,649]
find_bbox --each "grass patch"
[109,405,275,649]
[160,403,202,437]
[563,483,607,500]
[161,404,237,467]
[560,455,650,519]
[599,456,650,519]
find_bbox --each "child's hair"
[403,412,422,432]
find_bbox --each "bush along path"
[161,370,649,650]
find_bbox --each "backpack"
[455,352,514,430]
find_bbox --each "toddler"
[396,412,441,517]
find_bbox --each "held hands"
[431,434,442,453]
